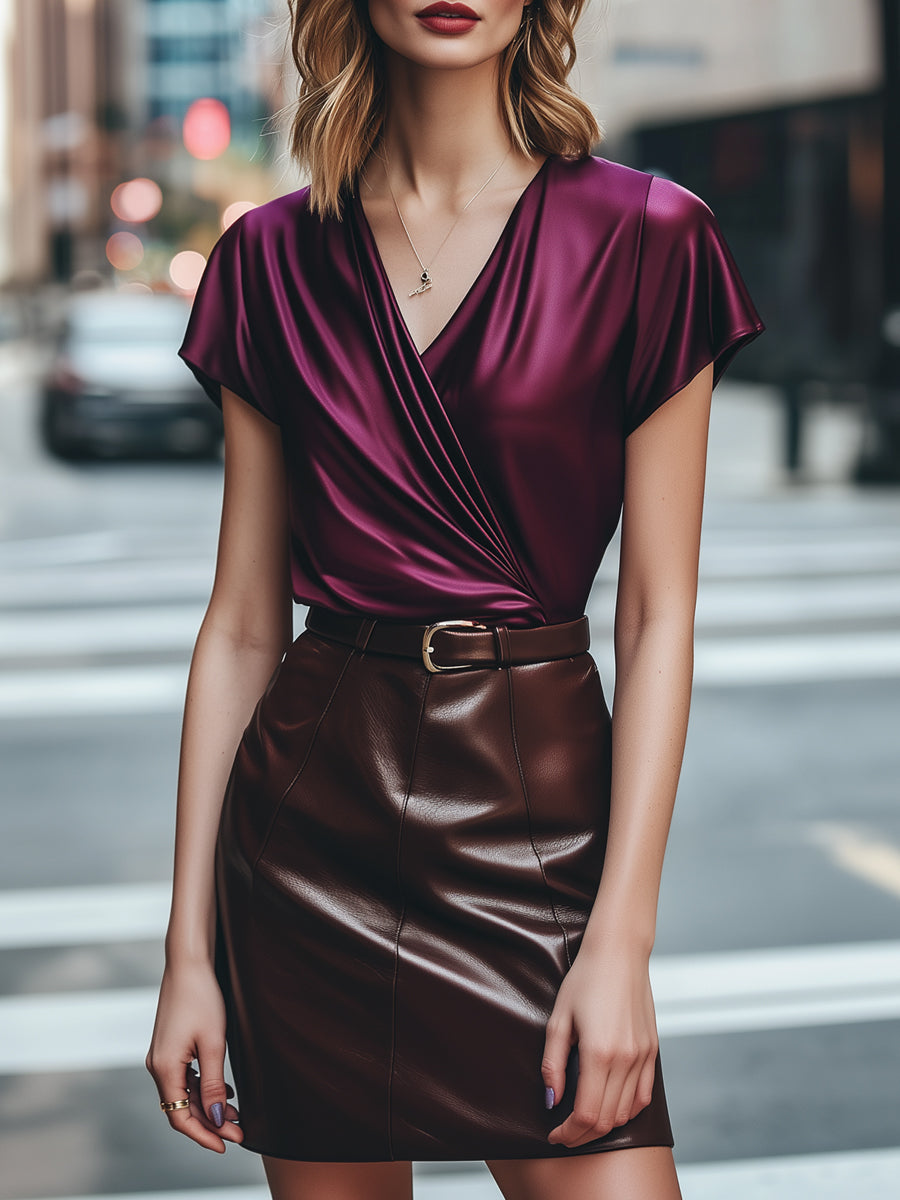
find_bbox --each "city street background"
[2,339,899,1196]
[2,1,900,1198]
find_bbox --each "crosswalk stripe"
[2,530,900,611]
[2,628,898,720]
[4,1147,900,1200]
[0,665,188,717]
[2,570,899,659]
[3,530,898,574]
[689,630,900,684]
[0,605,203,656]
[4,984,898,1073]
[5,880,900,995]
[694,574,900,625]
[674,1145,900,1199]
[0,563,212,608]
[1,937,898,1073]
[695,539,900,577]
[0,882,171,948]
[808,822,900,903]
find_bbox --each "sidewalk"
[705,380,866,499]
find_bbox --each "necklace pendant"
[409,268,433,297]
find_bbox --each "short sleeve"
[177,213,279,424]
[624,175,765,436]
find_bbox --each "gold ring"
[159,1096,191,1111]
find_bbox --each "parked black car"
[40,290,223,460]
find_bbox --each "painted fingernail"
[544,1086,555,1109]
[210,1102,224,1127]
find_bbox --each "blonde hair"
[284,0,603,220]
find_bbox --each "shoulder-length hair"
[284,0,603,220]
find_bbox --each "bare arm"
[585,362,712,951]
[166,388,293,964]
[147,386,293,1151]
[543,362,713,1148]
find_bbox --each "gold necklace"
[365,146,513,297]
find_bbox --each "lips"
[416,3,480,17]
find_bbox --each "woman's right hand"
[145,958,244,1153]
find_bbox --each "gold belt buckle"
[421,619,489,673]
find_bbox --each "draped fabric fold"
[178,154,765,628]
[345,184,543,616]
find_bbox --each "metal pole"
[882,0,900,372]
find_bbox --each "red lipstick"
[416,2,480,34]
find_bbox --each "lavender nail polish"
[544,1086,555,1110]
[210,1101,224,1127]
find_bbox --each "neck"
[372,51,521,198]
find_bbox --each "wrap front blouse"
[178,153,764,627]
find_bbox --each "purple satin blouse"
[178,153,764,627]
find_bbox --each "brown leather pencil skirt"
[212,607,674,1162]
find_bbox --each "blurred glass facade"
[0,0,289,292]
[141,0,273,135]
[0,0,893,479]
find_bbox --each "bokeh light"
[169,249,207,293]
[222,200,258,229]
[182,98,231,160]
[105,231,144,271]
[110,177,163,224]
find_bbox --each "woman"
[146,0,764,1197]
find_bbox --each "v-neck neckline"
[352,153,554,366]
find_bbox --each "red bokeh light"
[182,98,231,160]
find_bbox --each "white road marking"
[0,922,898,1073]
[3,571,899,659]
[592,629,900,687]
[695,538,900,578]
[0,562,213,608]
[0,529,132,566]
[5,561,900,648]
[690,630,900,684]
[0,605,203,655]
[807,823,900,902]
[7,967,895,1075]
[0,882,171,948]
[0,665,188,717]
[1,626,900,719]
[694,573,900,625]
[3,1147,900,1200]
[673,1145,900,1199]
[5,527,898,579]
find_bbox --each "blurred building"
[0,0,285,289]
[136,0,274,142]
[573,0,893,477]
[577,0,879,138]
[2,0,129,286]
[0,0,891,400]
[0,0,12,286]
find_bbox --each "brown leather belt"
[305,606,591,673]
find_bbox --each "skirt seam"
[504,666,573,971]
[250,641,358,875]
[387,668,433,1161]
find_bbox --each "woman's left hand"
[541,936,659,1148]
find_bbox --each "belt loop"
[493,625,511,669]
[354,617,376,652]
